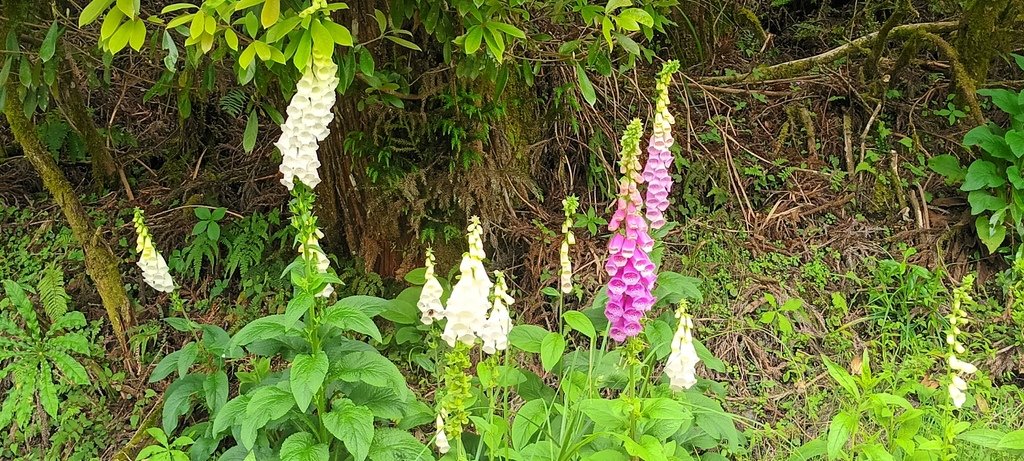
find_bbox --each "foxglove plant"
[560,196,579,294]
[277,52,339,191]
[479,271,513,354]
[946,276,977,409]
[665,302,700,390]
[132,208,175,293]
[418,248,445,324]
[642,61,680,229]
[442,217,493,347]
[605,120,657,342]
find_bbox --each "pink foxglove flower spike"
[605,120,657,342]
[642,61,680,229]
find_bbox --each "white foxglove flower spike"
[946,276,978,409]
[435,415,450,454]
[479,271,513,354]
[277,53,339,190]
[132,209,175,293]
[418,249,445,324]
[441,217,493,347]
[665,306,699,391]
[300,228,333,298]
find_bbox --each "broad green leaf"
[323,399,374,461]
[321,20,353,47]
[290,351,328,412]
[260,0,280,28]
[243,385,294,443]
[231,314,289,346]
[284,292,314,326]
[80,0,115,26]
[826,411,856,460]
[976,215,1006,254]
[562,311,596,339]
[967,190,1007,215]
[116,0,137,17]
[242,109,258,153]
[960,160,1004,191]
[956,428,1004,449]
[333,351,405,389]
[162,374,203,433]
[1006,130,1024,157]
[39,22,61,62]
[280,432,328,461]
[128,18,146,51]
[489,22,526,39]
[540,332,565,372]
[509,324,550,353]
[928,154,965,184]
[310,18,334,60]
[203,370,229,411]
[654,271,704,303]
[575,63,597,106]
[177,341,198,378]
[367,428,430,461]
[788,439,827,461]
[321,302,382,342]
[997,430,1024,450]
[149,349,181,382]
[212,394,250,434]
[617,8,654,28]
[511,399,548,450]
[464,26,484,54]
[821,355,858,399]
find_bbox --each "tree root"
[701,21,958,85]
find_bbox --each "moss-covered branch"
[702,21,958,85]
[4,79,132,351]
[915,31,984,125]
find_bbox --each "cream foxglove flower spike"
[418,248,445,324]
[441,217,493,347]
[132,209,174,293]
[665,305,700,391]
[277,53,339,190]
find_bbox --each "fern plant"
[0,277,92,439]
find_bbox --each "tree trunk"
[52,46,119,187]
[954,0,1012,85]
[4,80,132,352]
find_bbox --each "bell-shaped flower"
[642,61,679,229]
[132,209,175,293]
[278,53,339,190]
[435,415,450,454]
[665,309,700,390]
[418,249,445,324]
[479,271,514,354]
[441,217,493,347]
[605,120,657,342]
[300,228,333,297]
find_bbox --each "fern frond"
[218,89,247,118]
[38,266,69,321]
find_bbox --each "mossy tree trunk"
[4,81,132,352]
[954,0,1015,85]
[52,46,119,187]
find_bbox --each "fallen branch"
[701,21,958,85]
